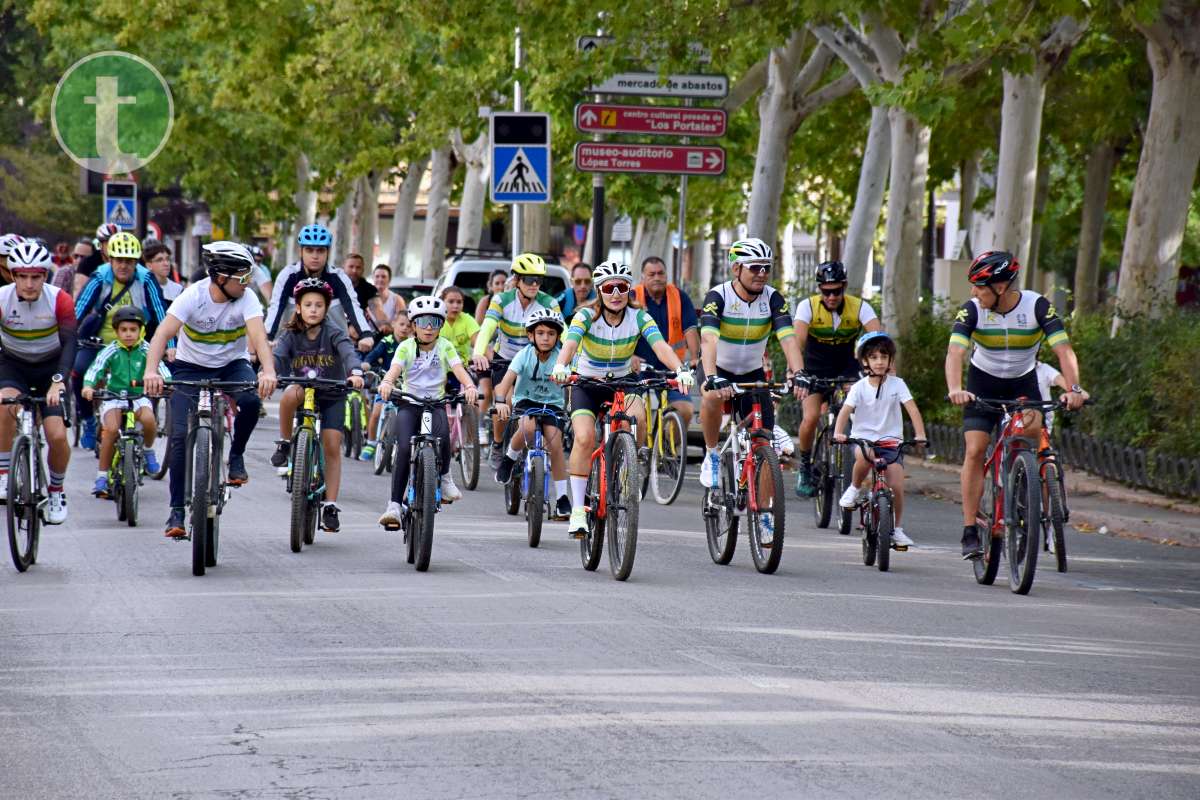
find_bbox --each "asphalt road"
[1,409,1198,799]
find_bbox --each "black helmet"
[111,305,146,328]
[968,250,1020,286]
[816,260,847,284]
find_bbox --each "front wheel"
[412,445,437,572]
[121,439,139,527]
[290,428,312,553]
[7,436,38,572]
[190,428,212,576]
[1044,462,1068,573]
[875,491,893,573]
[606,431,640,581]
[836,444,854,535]
[703,450,738,565]
[1007,450,1040,595]
[650,410,686,506]
[457,403,481,490]
[812,430,833,528]
[526,456,544,548]
[373,413,392,476]
[747,441,785,574]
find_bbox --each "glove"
[674,368,695,392]
[704,374,731,392]
[551,363,571,383]
[791,372,812,391]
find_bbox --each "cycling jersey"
[565,306,663,378]
[0,283,78,373]
[796,294,876,373]
[168,278,263,367]
[507,343,564,407]
[475,289,561,361]
[83,339,171,395]
[391,337,461,400]
[949,291,1068,379]
[699,282,795,374]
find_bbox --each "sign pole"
[590,26,605,268]
[512,27,523,260]
[674,97,692,287]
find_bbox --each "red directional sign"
[574,142,726,176]
[575,103,727,138]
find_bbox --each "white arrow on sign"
[705,152,721,169]
[580,109,597,125]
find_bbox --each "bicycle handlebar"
[392,391,468,409]
[0,394,48,405]
[165,379,259,391]
[278,375,357,392]
[960,395,1095,412]
[89,390,151,402]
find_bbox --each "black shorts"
[314,393,346,433]
[871,444,903,467]
[717,367,775,431]
[0,355,65,418]
[514,400,566,429]
[963,364,1041,434]
[488,359,512,387]
[570,382,618,422]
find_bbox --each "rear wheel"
[7,437,38,572]
[606,431,640,581]
[876,492,893,573]
[190,428,211,576]
[1007,451,1040,595]
[503,451,523,516]
[373,412,392,476]
[526,457,544,548]
[412,445,437,572]
[747,441,786,574]
[121,440,138,527]
[303,443,320,546]
[974,470,1003,586]
[650,410,686,505]
[703,450,738,565]
[457,404,480,490]
[836,444,854,535]
[1044,462,1068,573]
[580,453,604,571]
[150,399,170,480]
[290,429,311,553]
[812,431,833,528]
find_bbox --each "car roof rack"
[445,247,562,265]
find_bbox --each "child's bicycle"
[342,382,369,460]
[479,356,512,474]
[499,405,567,548]
[448,392,480,490]
[636,366,688,506]
[844,437,925,572]
[278,375,353,553]
[91,390,149,526]
[803,373,860,534]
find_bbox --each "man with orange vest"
[633,256,700,427]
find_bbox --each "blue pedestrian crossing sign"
[102,180,138,231]
[490,112,551,204]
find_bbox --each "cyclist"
[73,223,120,295]
[142,241,277,539]
[359,321,402,463]
[792,260,882,497]
[376,296,478,528]
[143,241,183,301]
[475,268,509,326]
[0,232,25,286]
[269,278,365,533]
[73,232,170,450]
[946,250,1088,559]
[0,242,77,524]
[470,253,561,471]
[633,256,700,429]
[833,331,928,548]
[698,238,805,489]
[493,307,572,519]
[81,307,171,498]
[265,224,375,352]
[550,261,694,538]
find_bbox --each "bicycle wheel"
[606,431,639,581]
[121,440,138,527]
[974,472,1003,585]
[350,395,364,459]
[812,430,833,528]
[290,428,312,553]
[837,445,855,535]
[114,455,127,523]
[580,453,604,571]
[650,410,686,506]
[190,427,211,576]
[205,425,224,569]
[747,441,786,574]
[861,507,877,566]
[7,436,38,572]
[527,457,544,548]
[412,444,437,572]
[1007,450,1040,595]
[457,404,480,490]
[703,449,738,565]
[876,492,893,573]
[303,439,320,546]
[503,456,522,516]
[1044,462,1068,573]
[373,414,392,475]
[150,398,170,480]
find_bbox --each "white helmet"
[7,241,53,273]
[202,240,256,275]
[728,237,774,265]
[408,295,447,322]
[95,222,121,243]
[592,260,633,287]
[0,233,24,257]
[524,306,565,333]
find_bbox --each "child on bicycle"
[360,316,404,462]
[82,306,171,498]
[492,308,571,519]
[269,278,365,532]
[377,296,478,529]
[833,331,927,547]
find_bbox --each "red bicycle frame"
[577,382,634,523]
[978,400,1037,537]
[728,386,776,515]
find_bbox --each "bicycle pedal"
[382,522,401,532]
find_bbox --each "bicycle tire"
[837,445,854,535]
[205,425,224,569]
[150,398,170,480]
[351,395,365,459]
[974,473,1003,585]
[1045,462,1068,573]
[504,455,522,516]
[527,456,544,548]
[304,436,320,546]
[70,399,81,448]
[1008,450,1040,595]
[114,456,127,522]
[813,430,833,528]
[458,404,480,490]
[290,429,311,553]
[580,453,604,571]
[704,449,738,565]
[651,410,687,506]
[876,491,893,573]
[190,427,211,576]
[413,444,436,572]
[606,431,640,581]
[121,439,138,527]
[7,436,37,572]
[373,414,391,475]
[747,441,786,574]
[861,505,877,566]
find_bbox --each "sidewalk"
[906,459,1200,548]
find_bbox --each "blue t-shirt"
[508,343,565,408]
[633,287,699,368]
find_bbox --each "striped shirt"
[949,291,1068,379]
[699,282,795,374]
[481,289,561,360]
[0,283,77,366]
[168,278,263,367]
[566,306,663,378]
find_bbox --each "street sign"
[588,72,728,99]
[575,102,726,137]
[576,35,613,52]
[102,179,137,230]
[490,112,551,204]
[576,37,711,63]
[574,143,726,176]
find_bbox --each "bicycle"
[380,391,467,572]
[342,384,368,460]
[804,374,860,535]
[571,374,653,581]
[147,394,170,480]
[91,390,149,527]
[279,375,352,553]
[498,405,566,548]
[702,381,789,574]
[479,356,511,473]
[449,392,480,490]
[70,336,104,451]
[166,378,254,577]
[637,366,687,506]
[3,394,50,572]
[845,438,924,572]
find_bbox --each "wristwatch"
[50,373,64,384]
[1070,384,1083,394]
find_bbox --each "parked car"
[432,249,568,316]
[388,277,436,304]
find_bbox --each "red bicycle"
[702,381,788,574]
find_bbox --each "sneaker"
[81,417,97,450]
[227,453,248,486]
[164,506,186,538]
[92,474,110,498]
[45,491,67,524]
[321,503,341,532]
[269,440,290,468]
[700,450,720,488]
[839,484,865,509]
[794,456,815,498]
[0,472,7,503]
[757,512,775,548]
[144,449,160,475]
[440,473,462,503]
[378,501,403,529]
[638,446,650,473]
[555,495,572,519]
[892,527,914,548]
[772,425,795,457]
[568,506,588,539]
[489,444,503,471]
[961,525,983,560]
[496,455,517,485]
[358,443,375,462]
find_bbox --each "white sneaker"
[700,451,720,488]
[440,474,462,503]
[45,491,67,525]
[0,472,7,503]
[378,501,403,528]
[568,506,588,539]
[891,527,914,548]
[839,484,865,509]
[772,425,795,457]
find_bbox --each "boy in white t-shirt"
[1035,361,1069,435]
[833,331,928,547]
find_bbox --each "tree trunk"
[420,145,453,281]
[746,36,803,243]
[882,108,929,343]
[583,214,615,266]
[958,150,980,258]
[389,156,428,277]
[844,104,890,293]
[1115,2,1200,329]
[632,217,671,271]
[288,152,316,265]
[333,187,354,266]
[992,69,1048,268]
[349,176,367,258]
[361,172,380,264]
[454,131,488,250]
[1074,142,1118,314]
[522,203,551,254]
[1026,158,1052,291]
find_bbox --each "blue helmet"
[855,330,895,360]
[297,224,332,248]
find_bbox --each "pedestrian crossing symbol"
[492,145,550,203]
[105,198,135,229]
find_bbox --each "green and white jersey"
[699,282,795,374]
[390,337,462,400]
[949,291,1069,379]
[566,306,663,378]
[483,288,561,360]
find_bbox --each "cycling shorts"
[0,355,65,419]
[963,364,1041,434]
[715,367,774,431]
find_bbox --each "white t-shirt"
[794,297,878,328]
[1036,362,1062,431]
[169,278,263,367]
[846,375,913,442]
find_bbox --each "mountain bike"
[480,356,511,474]
[279,375,352,553]
[499,405,565,548]
[92,390,148,526]
[3,394,49,572]
[846,438,924,572]
[702,381,788,574]
[342,385,368,459]
[637,366,687,506]
[166,378,254,577]
[450,394,481,491]
[148,395,170,480]
[805,374,859,534]
[372,401,398,476]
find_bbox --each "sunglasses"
[573,278,593,286]
[742,262,771,274]
[518,275,543,286]
[412,316,444,330]
[599,282,630,296]
[820,287,845,297]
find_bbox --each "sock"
[96,470,106,479]
[706,446,717,459]
[506,445,522,461]
[554,479,568,500]
[49,468,65,493]
[365,439,376,447]
[570,475,588,509]
[0,452,10,473]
